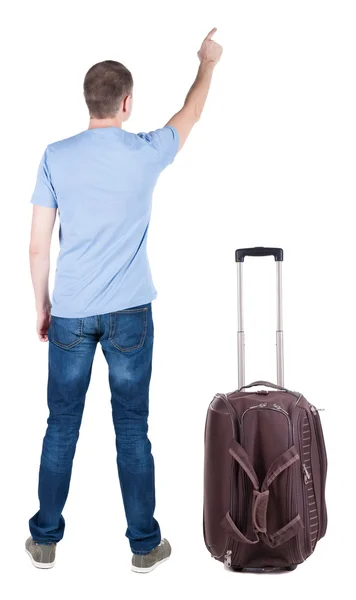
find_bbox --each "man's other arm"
[29,205,56,341]
[166,28,223,151]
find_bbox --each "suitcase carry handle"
[238,380,289,393]
[222,440,303,548]
[236,247,284,388]
[235,247,284,263]
[237,380,300,399]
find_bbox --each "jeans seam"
[119,307,149,314]
[109,313,114,339]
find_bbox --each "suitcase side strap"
[222,440,303,547]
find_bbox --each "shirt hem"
[50,292,157,319]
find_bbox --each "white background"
[1,0,355,598]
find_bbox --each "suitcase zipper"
[298,410,314,558]
[219,394,241,566]
[272,403,290,418]
[224,549,232,568]
[309,405,328,539]
[239,403,291,425]
[302,464,311,484]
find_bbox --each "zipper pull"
[310,405,325,414]
[302,464,311,484]
[224,549,232,568]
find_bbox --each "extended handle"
[235,247,284,263]
[236,249,285,388]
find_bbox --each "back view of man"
[27,29,222,572]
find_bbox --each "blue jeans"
[29,303,161,554]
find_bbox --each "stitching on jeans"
[50,318,84,349]
[119,307,149,314]
[109,309,148,352]
[108,313,113,339]
[110,310,148,352]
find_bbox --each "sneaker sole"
[26,549,55,569]
[131,556,170,573]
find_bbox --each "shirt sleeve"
[137,126,180,170]
[31,148,58,208]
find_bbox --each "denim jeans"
[29,303,161,554]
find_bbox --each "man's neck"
[88,117,123,129]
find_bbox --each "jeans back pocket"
[50,316,84,349]
[109,305,149,352]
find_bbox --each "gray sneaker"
[25,537,56,569]
[131,538,171,573]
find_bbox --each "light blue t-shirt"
[31,126,179,318]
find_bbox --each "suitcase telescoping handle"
[235,247,283,262]
[235,247,284,389]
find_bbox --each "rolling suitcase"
[203,247,327,571]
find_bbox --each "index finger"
[204,27,217,41]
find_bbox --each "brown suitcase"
[203,248,327,571]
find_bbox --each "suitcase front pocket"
[223,405,305,568]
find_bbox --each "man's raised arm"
[166,28,223,151]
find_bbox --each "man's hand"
[197,28,223,66]
[37,307,51,342]
[166,27,222,151]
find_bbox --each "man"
[26,28,222,572]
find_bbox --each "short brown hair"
[84,60,133,119]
